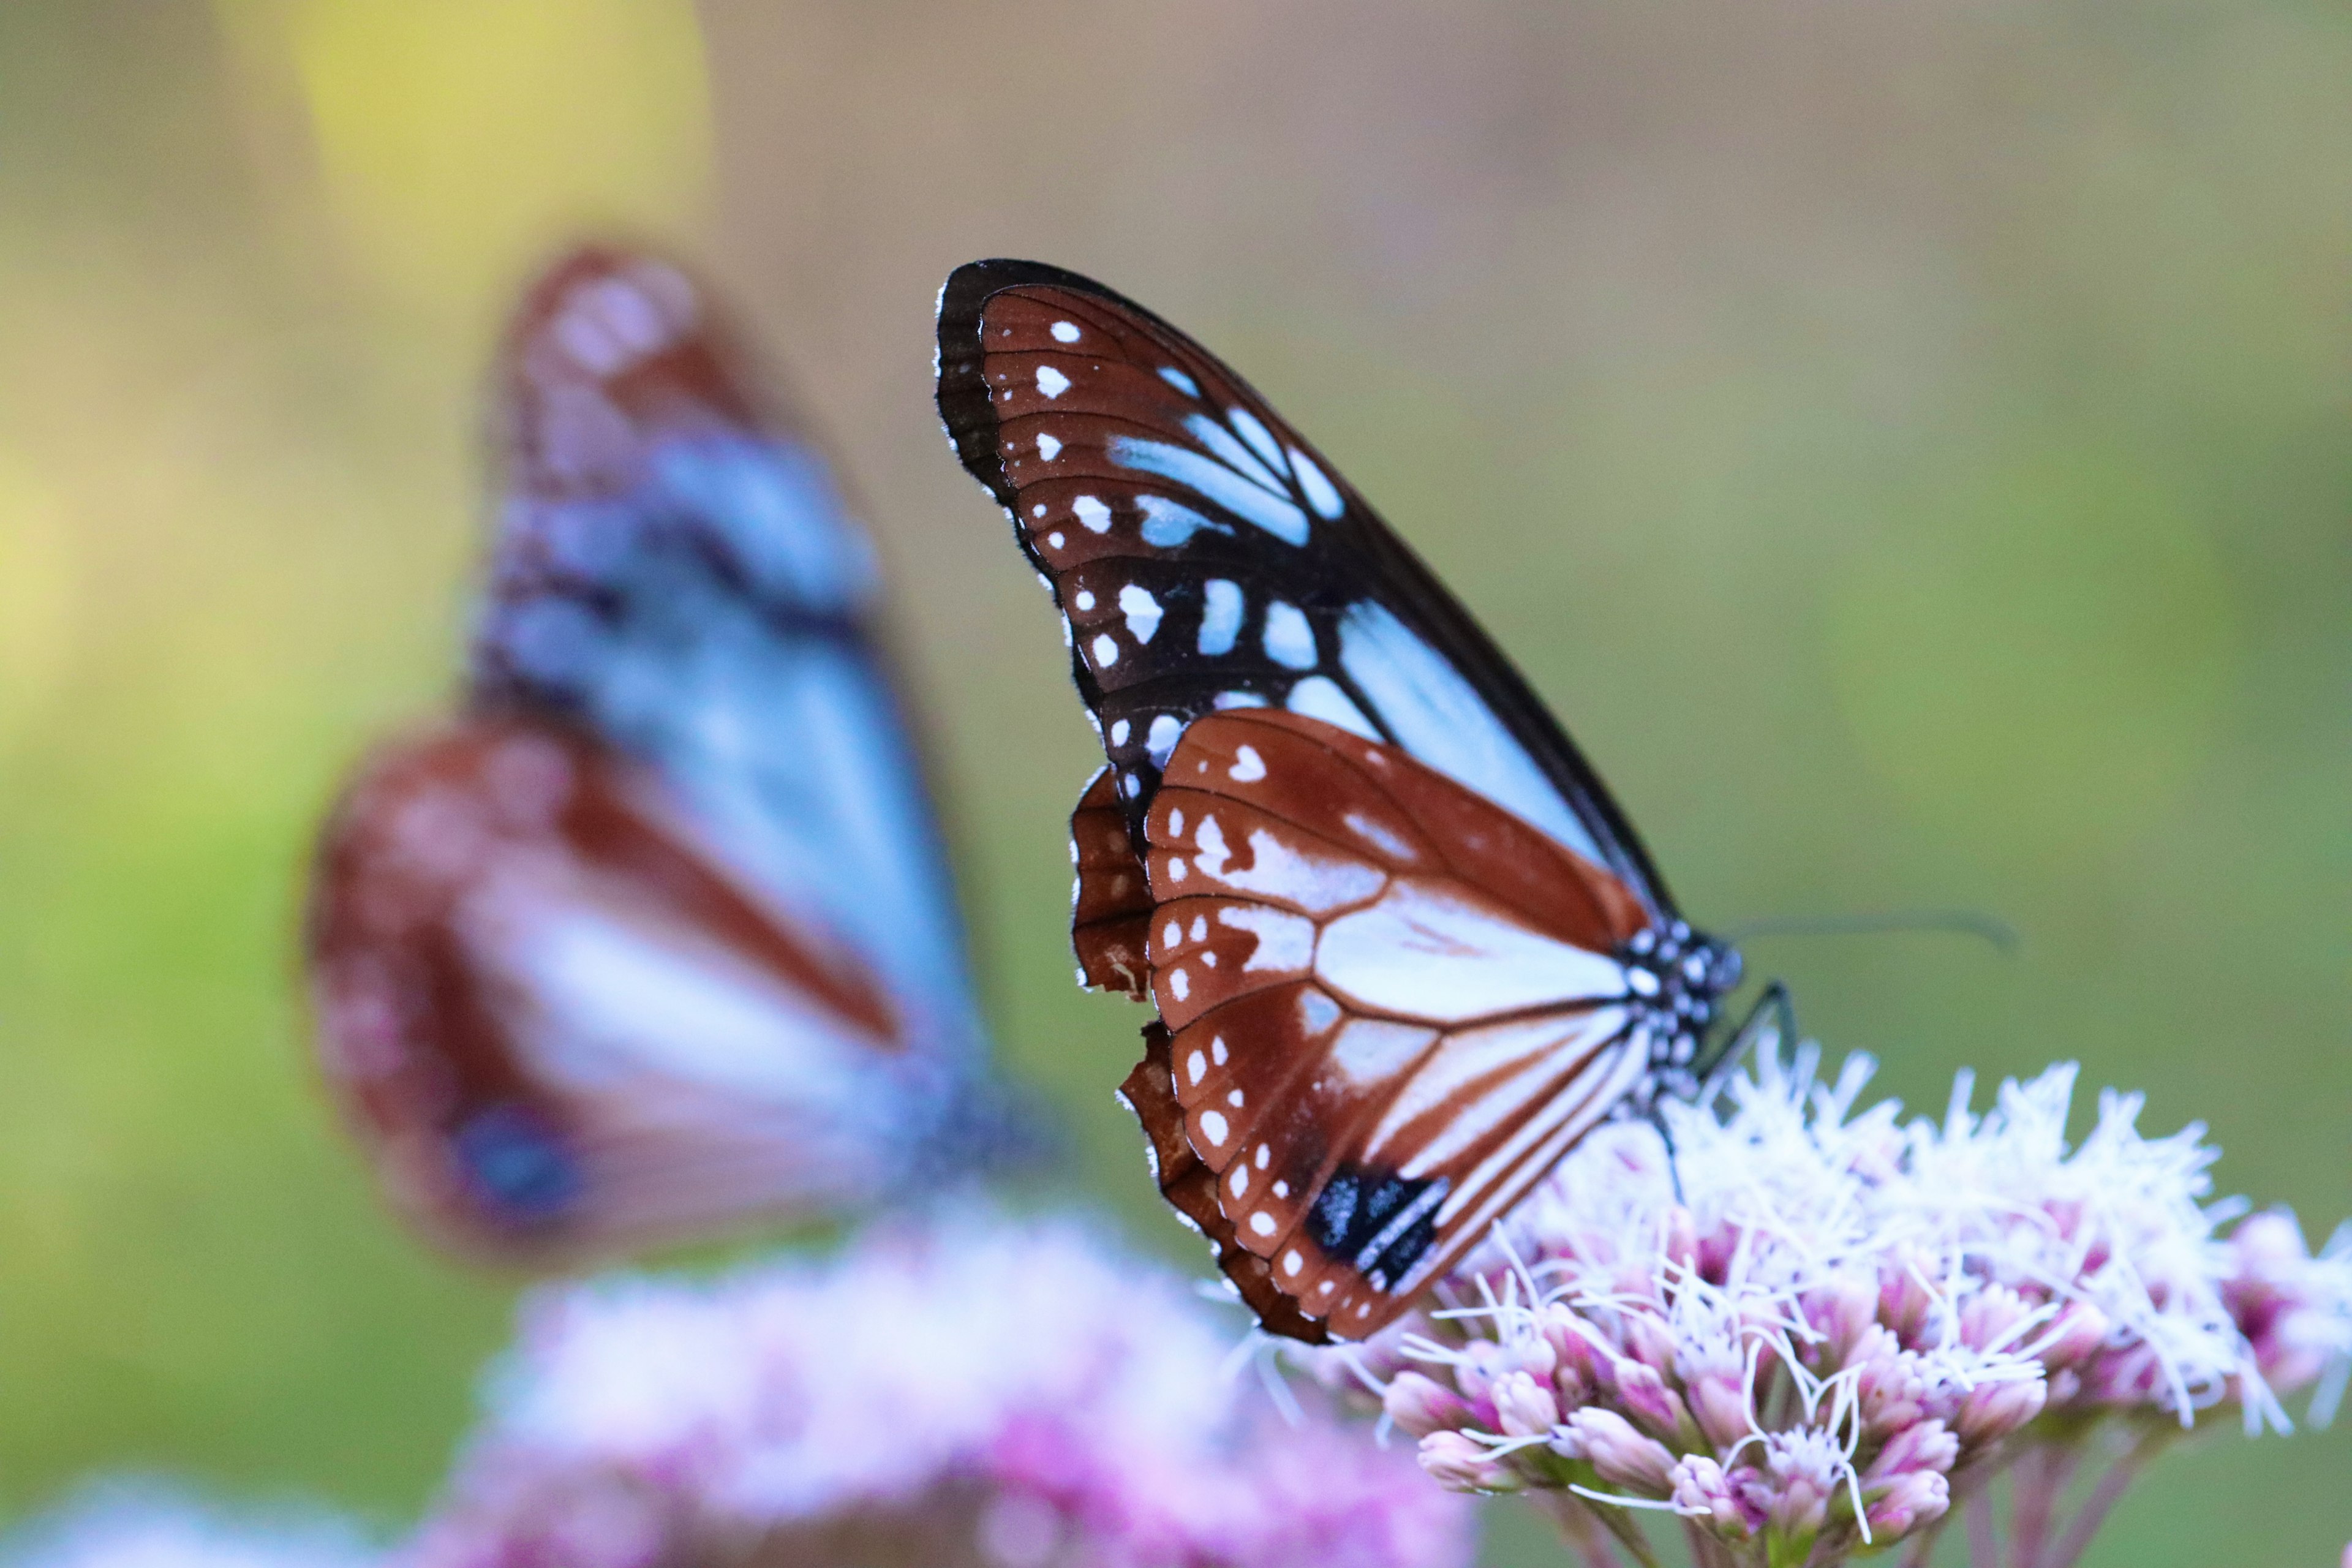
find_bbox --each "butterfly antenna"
[1723,908,2019,954]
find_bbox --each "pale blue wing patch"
[1335,600,1607,868]
[652,435,878,610]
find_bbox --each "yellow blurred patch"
[222,0,712,318]
[0,456,78,748]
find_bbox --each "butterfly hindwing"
[1130,709,1654,1336]
[307,717,929,1257]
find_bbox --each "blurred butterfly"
[307,247,1027,1263]
[936,260,1766,1343]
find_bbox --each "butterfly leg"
[1692,979,1795,1098]
[1653,982,1796,1202]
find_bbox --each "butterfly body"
[938,260,1744,1340]
[309,249,1012,1261]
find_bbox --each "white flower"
[409,1207,1472,1568]
[1320,1039,2352,1568]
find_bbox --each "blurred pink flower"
[1305,1040,2352,1568]
[402,1209,1472,1568]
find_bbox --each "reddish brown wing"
[306,715,910,1262]
[1118,709,1655,1340]
[1118,1023,1332,1344]
[1071,766,1152,998]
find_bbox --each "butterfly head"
[1621,920,1744,1102]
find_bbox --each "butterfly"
[306,246,1025,1263]
[935,259,1762,1343]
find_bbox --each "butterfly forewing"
[937,258,1674,915]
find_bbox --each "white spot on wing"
[1036,365,1071,398]
[1118,584,1164,644]
[1090,633,1120,667]
[1215,690,1269,709]
[1073,589,1096,611]
[1147,714,1183,767]
[1073,495,1113,533]
[1200,1109,1229,1146]
[1159,366,1200,398]
[1227,744,1267,783]
[1137,495,1227,548]
[1197,579,1244,656]
[1037,433,1063,460]
[1050,320,1081,343]
[1263,600,1317,669]
[1216,903,1316,971]
[1249,1212,1278,1237]
[1110,718,1131,745]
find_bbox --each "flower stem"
[2007,1442,2079,1568]
[2035,1432,2166,1568]
[1967,1485,1999,1568]
[1528,1491,1637,1568]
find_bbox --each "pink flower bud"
[2031,1302,2111,1371]
[1684,1355,1753,1452]
[2082,1343,2165,1406]
[1491,1370,1561,1441]
[1879,1258,1937,1345]
[1452,1341,1512,1411]
[1385,1371,1474,1439]
[1620,1311,1678,1373]
[1954,1374,2047,1446]
[1663,1205,1699,1274]
[1760,1428,1847,1551]
[1865,1469,1950,1538]
[1509,1332,1560,1382]
[1864,1419,1957,1484]
[1802,1274,1880,1369]
[1669,1455,1758,1540]
[1418,1430,1521,1494]
[1614,1357,1695,1442]
[1537,1306,1603,1387]
[1851,1331,1929,1436]
[1566,1408,1678,1496]
[1959,1284,2032,1352]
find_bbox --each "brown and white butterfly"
[936,260,1760,1343]
[306,247,1028,1265]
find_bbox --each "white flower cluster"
[1325,1043,2351,1567]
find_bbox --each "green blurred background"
[0,2,2345,1562]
